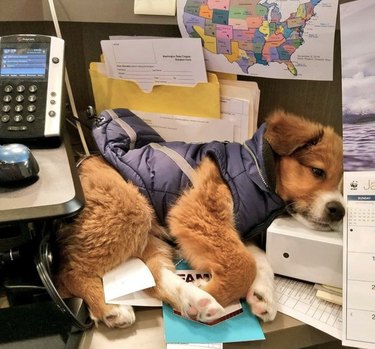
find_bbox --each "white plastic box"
[266,217,342,288]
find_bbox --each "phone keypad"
[0,83,40,130]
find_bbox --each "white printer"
[266,217,342,288]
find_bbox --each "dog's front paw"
[93,304,136,328]
[246,280,277,322]
[178,283,225,323]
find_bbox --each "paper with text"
[219,95,254,142]
[130,79,259,144]
[219,80,260,139]
[100,38,207,92]
[275,276,342,339]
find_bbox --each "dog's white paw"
[178,282,225,323]
[246,279,277,322]
[97,305,136,328]
[244,243,278,322]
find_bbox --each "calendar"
[341,1,375,346]
[348,199,375,226]
[343,173,375,349]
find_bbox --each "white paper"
[134,0,176,16]
[109,35,163,40]
[100,38,207,92]
[167,344,222,349]
[131,95,251,144]
[110,289,162,307]
[132,110,234,143]
[103,258,157,305]
[219,99,249,143]
[275,276,342,339]
[219,80,260,139]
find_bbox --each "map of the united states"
[182,0,321,76]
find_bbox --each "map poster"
[177,0,338,80]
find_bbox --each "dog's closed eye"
[311,167,325,179]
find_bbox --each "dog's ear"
[264,110,324,156]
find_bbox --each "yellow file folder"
[89,62,221,118]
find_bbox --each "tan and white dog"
[55,110,344,328]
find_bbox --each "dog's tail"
[150,220,171,240]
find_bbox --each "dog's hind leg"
[55,156,155,328]
[167,157,257,308]
[140,234,225,323]
[56,269,135,328]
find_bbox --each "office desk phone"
[0,34,64,143]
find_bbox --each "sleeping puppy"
[55,109,344,328]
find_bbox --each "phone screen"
[0,44,49,80]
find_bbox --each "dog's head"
[264,110,345,231]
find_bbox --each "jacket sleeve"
[92,108,165,160]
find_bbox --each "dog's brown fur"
[168,156,257,307]
[55,110,344,327]
[266,112,344,229]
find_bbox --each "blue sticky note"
[162,260,265,344]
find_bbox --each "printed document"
[100,38,207,92]
[130,79,259,144]
[275,275,342,339]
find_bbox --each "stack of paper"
[91,36,260,143]
[131,79,259,144]
[314,284,342,306]
[219,79,260,140]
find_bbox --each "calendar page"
[343,172,375,348]
[341,1,375,347]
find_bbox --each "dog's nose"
[325,201,345,222]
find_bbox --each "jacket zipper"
[243,142,269,190]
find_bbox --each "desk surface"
[0,137,84,223]
[78,308,340,349]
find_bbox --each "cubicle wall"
[0,0,354,151]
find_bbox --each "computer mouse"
[0,143,39,183]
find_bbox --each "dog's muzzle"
[325,201,345,222]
